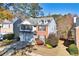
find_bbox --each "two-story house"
[74,16,79,48]
[0,17,23,40]
[0,19,13,35]
[19,17,57,44]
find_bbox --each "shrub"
[67,44,78,55]
[45,39,50,44]
[64,40,75,47]
[46,44,52,49]
[46,34,59,47]
[3,34,14,40]
[3,39,14,45]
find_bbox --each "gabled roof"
[3,19,12,23]
[21,20,31,25]
[0,19,12,24]
[21,17,54,25]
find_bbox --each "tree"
[0,7,13,20]
[0,3,43,18]
[0,3,29,15]
[56,14,73,39]
[52,14,62,19]
[29,3,43,18]
[39,11,44,17]
[13,4,30,15]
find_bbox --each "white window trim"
[2,24,10,29]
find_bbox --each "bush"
[3,39,14,45]
[46,34,59,47]
[45,39,50,44]
[3,34,14,40]
[64,40,75,47]
[67,44,78,55]
[46,44,52,49]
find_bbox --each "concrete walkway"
[32,40,70,56]
[0,46,5,51]
[57,40,70,56]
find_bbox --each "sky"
[40,3,79,16]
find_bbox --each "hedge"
[67,44,78,55]
[3,34,14,40]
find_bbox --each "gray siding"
[13,18,22,38]
[48,19,57,35]
[19,32,34,42]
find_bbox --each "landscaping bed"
[0,39,15,47]
[0,33,16,47]
[66,44,79,56]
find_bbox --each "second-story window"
[2,24,9,28]
[38,25,46,31]
[21,25,32,30]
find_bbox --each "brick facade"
[36,26,48,39]
[76,27,79,48]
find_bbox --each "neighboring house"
[0,17,22,40]
[0,19,13,35]
[19,17,57,43]
[74,16,79,48]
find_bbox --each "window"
[26,26,32,30]
[48,20,51,23]
[0,24,2,28]
[21,25,25,30]
[41,20,44,23]
[38,25,46,31]
[21,25,32,30]
[2,24,9,28]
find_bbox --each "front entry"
[20,32,34,43]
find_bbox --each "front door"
[25,33,33,43]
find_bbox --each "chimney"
[73,16,77,23]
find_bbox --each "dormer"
[44,20,48,24]
[37,18,52,25]
[38,20,42,25]
[47,19,51,23]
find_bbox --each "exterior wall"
[0,24,13,34]
[48,19,57,35]
[76,27,79,48]
[19,24,34,42]
[36,26,48,38]
[36,19,57,39]
[13,18,22,38]
[19,32,34,43]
